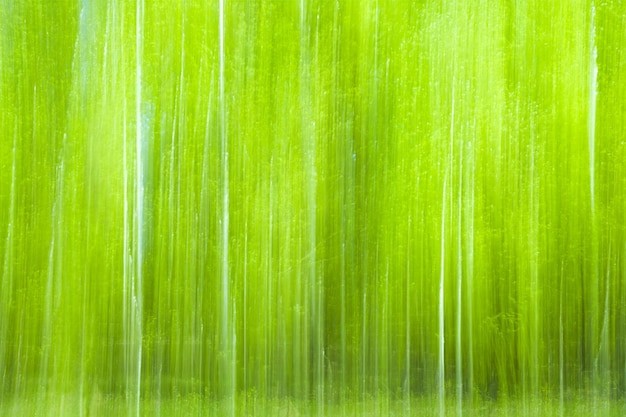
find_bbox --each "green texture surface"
[1,0,626,415]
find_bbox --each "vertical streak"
[587,6,600,403]
[220,0,229,278]
[136,0,143,278]
[599,244,611,386]
[243,218,248,400]
[456,132,463,417]
[559,267,564,416]
[123,63,129,312]
[466,138,474,401]
[530,121,539,396]
[1,122,18,390]
[439,174,447,417]
[299,0,317,404]
[218,0,234,412]
[588,2,597,213]
[134,0,144,414]
[2,124,17,281]
[120,0,131,402]
[219,0,229,300]
[370,3,379,408]
[440,80,454,415]
[439,85,454,417]
[405,213,413,415]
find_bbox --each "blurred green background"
[1,0,625,415]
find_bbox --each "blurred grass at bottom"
[2,392,625,417]
[1,0,626,415]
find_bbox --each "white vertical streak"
[589,3,598,213]
[439,81,454,417]
[120,0,131,404]
[200,77,213,268]
[219,0,233,411]
[439,175,447,417]
[588,6,600,406]
[599,243,611,386]
[135,0,144,279]
[243,218,248,396]
[456,127,463,417]
[2,122,17,281]
[299,0,318,403]
[134,0,144,414]
[219,0,229,299]
[301,0,316,281]
[559,271,564,416]
[297,2,308,401]
[530,121,539,395]
[1,122,18,385]
[467,138,474,398]
[405,217,411,414]
[123,72,129,307]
